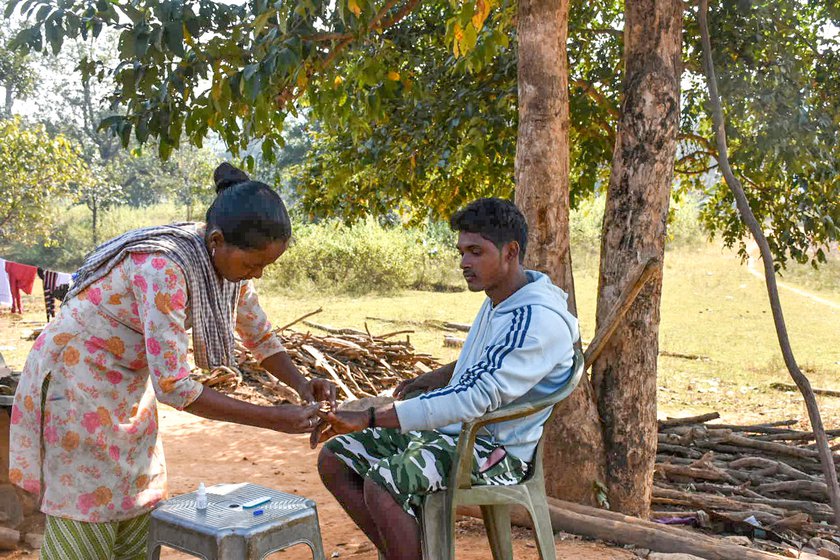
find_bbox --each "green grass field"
[258,242,840,425]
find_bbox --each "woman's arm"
[235,281,336,406]
[127,254,321,434]
[186,386,320,433]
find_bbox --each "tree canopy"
[0,117,88,243]
[5,0,840,265]
[0,26,37,115]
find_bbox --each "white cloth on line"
[0,258,12,307]
[55,272,73,286]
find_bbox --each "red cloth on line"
[5,261,37,314]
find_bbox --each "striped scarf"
[63,223,241,370]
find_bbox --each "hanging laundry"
[0,258,12,308]
[39,268,58,321]
[5,261,38,314]
[37,269,73,321]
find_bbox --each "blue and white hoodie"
[394,270,580,462]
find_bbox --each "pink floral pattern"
[9,252,285,522]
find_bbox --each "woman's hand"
[269,403,322,434]
[297,378,337,409]
[309,409,367,449]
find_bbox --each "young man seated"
[315,198,579,560]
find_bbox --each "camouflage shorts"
[324,428,528,518]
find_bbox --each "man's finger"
[318,426,337,444]
[309,421,325,448]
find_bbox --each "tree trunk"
[514,0,606,505]
[91,200,99,246]
[591,0,682,517]
[4,86,12,117]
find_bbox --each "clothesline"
[0,256,73,320]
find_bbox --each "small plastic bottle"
[195,482,207,510]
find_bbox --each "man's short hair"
[449,198,528,262]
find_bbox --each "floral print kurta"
[9,252,285,522]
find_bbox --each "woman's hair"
[205,163,292,249]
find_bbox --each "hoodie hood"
[495,270,580,344]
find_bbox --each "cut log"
[770,383,840,398]
[0,527,19,550]
[654,463,738,485]
[460,500,786,559]
[756,480,829,501]
[729,457,814,481]
[659,413,721,429]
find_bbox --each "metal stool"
[146,483,326,560]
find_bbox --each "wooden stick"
[721,433,821,460]
[302,321,367,336]
[729,457,815,481]
[658,412,720,428]
[756,480,829,500]
[585,256,661,370]
[378,330,415,339]
[655,463,738,484]
[301,344,357,399]
[770,382,840,398]
[695,420,799,433]
[276,307,323,332]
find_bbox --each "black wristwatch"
[368,406,376,429]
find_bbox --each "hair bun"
[213,163,250,193]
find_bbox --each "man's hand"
[394,362,455,400]
[309,409,367,449]
[298,378,337,410]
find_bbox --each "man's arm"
[309,363,457,447]
[393,361,456,400]
[393,307,574,432]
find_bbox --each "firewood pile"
[655,411,840,556]
[192,319,439,406]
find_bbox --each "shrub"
[264,219,461,294]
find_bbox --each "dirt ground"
[0,296,632,559]
[3,404,635,559]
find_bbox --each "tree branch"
[698,0,840,526]
[277,0,422,107]
[578,27,622,38]
[571,79,619,119]
[679,131,716,153]
[675,163,717,175]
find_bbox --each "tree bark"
[591,0,682,517]
[514,0,606,505]
[3,86,12,117]
[91,199,99,246]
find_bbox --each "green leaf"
[164,21,184,56]
[243,63,260,80]
[118,29,136,58]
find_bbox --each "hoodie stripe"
[420,306,532,400]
